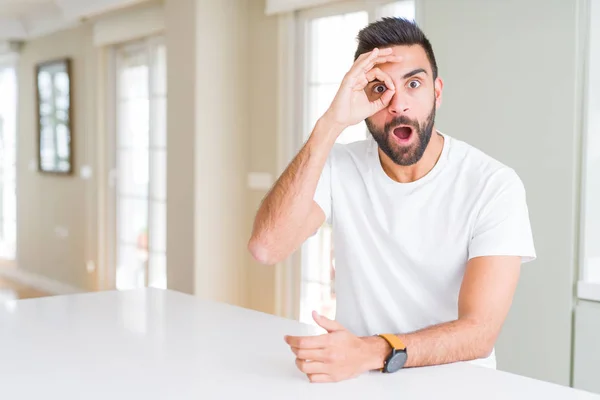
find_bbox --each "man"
[248,17,536,383]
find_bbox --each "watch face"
[386,351,407,373]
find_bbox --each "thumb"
[371,88,395,112]
[312,311,344,333]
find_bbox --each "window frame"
[577,0,600,302]
[0,53,19,263]
[104,35,167,291]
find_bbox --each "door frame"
[100,35,166,291]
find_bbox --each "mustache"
[384,116,420,132]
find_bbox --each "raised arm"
[247,121,338,265]
[248,48,400,265]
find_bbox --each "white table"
[0,288,597,399]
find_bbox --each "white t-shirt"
[313,131,536,369]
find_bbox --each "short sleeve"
[313,150,333,226]
[468,169,536,263]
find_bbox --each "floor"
[0,277,49,302]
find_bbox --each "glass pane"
[56,123,69,159]
[40,102,52,116]
[150,150,166,200]
[4,187,15,227]
[149,200,166,253]
[377,1,416,19]
[310,11,368,83]
[118,98,149,148]
[148,252,166,289]
[116,244,148,290]
[150,97,166,148]
[118,149,149,197]
[0,67,17,260]
[300,282,336,324]
[302,224,333,284]
[119,60,149,99]
[115,38,167,291]
[55,94,69,110]
[38,71,52,100]
[56,109,68,122]
[338,121,368,144]
[118,197,148,245]
[306,84,338,140]
[1,218,16,258]
[306,84,368,144]
[40,126,55,160]
[54,72,70,98]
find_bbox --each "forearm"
[248,117,342,264]
[364,317,495,370]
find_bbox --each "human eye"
[407,80,421,89]
[372,83,387,94]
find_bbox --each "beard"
[365,102,436,166]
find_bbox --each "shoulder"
[328,138,374,169]
[445,133,525,193]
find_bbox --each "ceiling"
[0,0,148,41]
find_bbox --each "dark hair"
[354,17,438,80]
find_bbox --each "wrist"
[318,111,347,137]
[360,336,391,371]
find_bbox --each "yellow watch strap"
[379,333,406,350]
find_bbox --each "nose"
[387,91,409,115]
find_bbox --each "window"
[0,64,17,260]
[296,1,415,324]
[579,0,600,300]
[113,37,167,290]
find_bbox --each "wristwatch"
[378,334,408,373]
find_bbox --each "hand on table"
[284,311,385,383]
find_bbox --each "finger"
[313,311,345,333]
[308,374,333,383]
[355,47,390,63]
[344,56,402,88]
[291,347,328,362]
[285,334,329,349]
[296,358,328,374]
[370,88,396,113]
[364,68,395,91]
[351,48,383,74]
[362,55,403,73]
[379,88,396,107]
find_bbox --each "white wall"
[419,0,582,385]
[17,24,99,292]
[573,301,600,394]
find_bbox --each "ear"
[434,77,444,109]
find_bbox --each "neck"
[378,130,445,183]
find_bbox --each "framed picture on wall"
[36,57,73,174]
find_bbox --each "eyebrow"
[402,68,427,79]
[368,68,428,85]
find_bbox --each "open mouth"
[392,126,414,142]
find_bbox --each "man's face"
[364,45,442,166]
